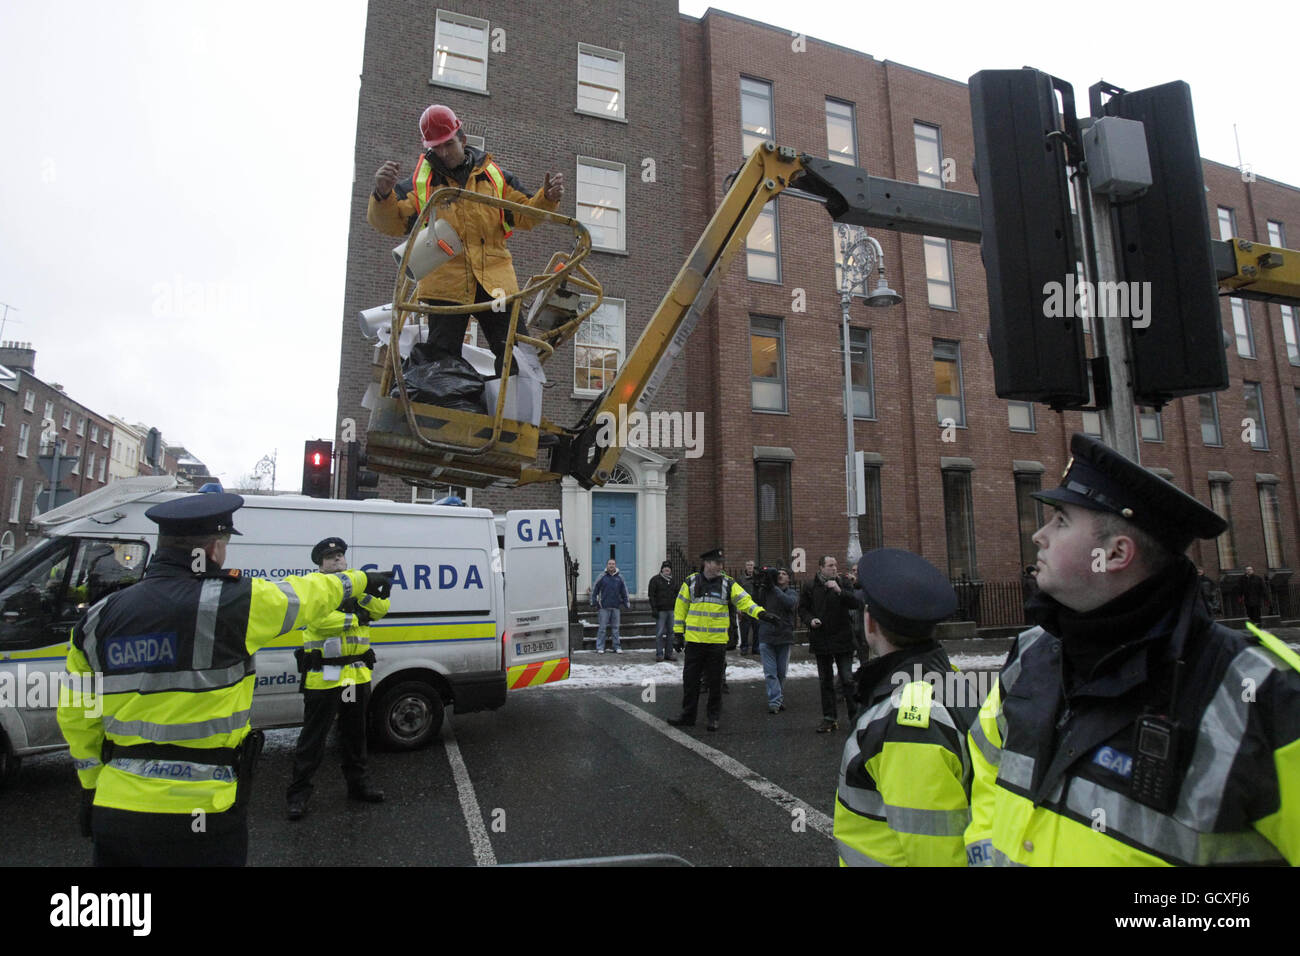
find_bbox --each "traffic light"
[343,440,379,500]
[302,440,333,498]
[969,68,1090,409]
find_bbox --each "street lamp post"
[254,451,277,494]
[836,225,901,567]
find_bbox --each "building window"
[1267,220,1286,248]
[575,157,626,252]
[746,204,780,282]
[740,76,773,158]
[1014,473,1045,571]
[843,326,874,419]
[1199,392,1222,446]
[1217,206,1236,241]
[857,464,883,552]
[826,99,856,165]
[1008,401,1035,432]
[71,446,80,474]
[8,478,22,523]
[76,417,84,437]
[924,236,955,309]
[61,409,70,429]
[573,297,625,396]
[1243,381,1268,450]
[432,10,489,92]
[1258,482,1285,569]
[99,458,106,483]
[751,315,787,412]
[23,390,34,413]
[934,339,965,426]
[87,452,96,476]
[0,403,5,427]
[90,424,99,443]
[754,460,793,570]
[1138,405,1163,442]
[942,468,977,579]
[1282,305,1300,366]
[1231,298,1255,358]
[577,44,624,119]
[1209,480,1237,569]
[412,483,471,506]
[17,423,29,457]
[43,400,53,423]
[914,122,943,188]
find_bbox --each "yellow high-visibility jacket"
[302,592,390,691]
[673,572,762,644]
[966,614,1300,867]
[58,551,371,817]
[367,146,557,305]
[835,642,973,866]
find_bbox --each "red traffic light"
[302,440,333,498]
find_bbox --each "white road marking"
[597,691,835,840]
[441,719,497,866]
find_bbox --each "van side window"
[68,540,149,612]
[0,539,76,649]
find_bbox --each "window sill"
[430,79,490,97]
[1009,427,1037,434]
[752,407,790,416]
[574,109,628,124]
[589,246,629,257]
[746,275,783,286]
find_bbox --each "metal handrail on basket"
[386,186,604,457]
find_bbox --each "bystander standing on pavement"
[1240,565,1269,624]
[591,558,629,653]
[648,561,677,663]
[800,555,862,733]
[757,568,798,714]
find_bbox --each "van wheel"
[372,681,444,751]
[0,732,20,791]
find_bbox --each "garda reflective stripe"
[104,710,251,741]
[887,804,970,837]
[81,601,104,669]
[335,572,353,601]
[1182,645,1287,829]
[1000,626,1045,693]
[415,157,514,237]
[966,838,994,866]
[1063,775,1285,865]
[991,846,1025,866]
[836,837,889,867]
[1247,622,1300,673]
[192,579,222,669]
[838,784,885,818]
[109,757,235,783]
[999,749,1035,791]
[276,581,301,635]
[100,659,254,695]
[73,757,101,771]
[969,716,1001,767]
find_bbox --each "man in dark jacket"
[647,561,677,663]
[1240,565,1269,624]
[800,555,863,733]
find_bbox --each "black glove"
[340,596,360,614]
[79,789,94,839]
[673,634,684,653]
[759,610,780,626]
[363,571,393,599]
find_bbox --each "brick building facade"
[341,4,1297,597]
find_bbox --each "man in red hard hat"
[369,105,564,378]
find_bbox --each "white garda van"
[0,476,570,787]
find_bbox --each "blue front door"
[591,492,636,594]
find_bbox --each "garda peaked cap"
[311,537,348,566]
[1033,433,1226,554]
[856,549,957,639]
[145,493,244,537]
[699,547,725,562]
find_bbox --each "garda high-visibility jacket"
[674,572,763,644]
[303,592,390,691]
[965,567,1300,866]
[367,146,558,306]
[57,551,371,817]
[835,641,974,866]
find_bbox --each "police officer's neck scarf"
[1028,558,1195,688]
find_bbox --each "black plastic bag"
[394,354,486,413]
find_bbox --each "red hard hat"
[420,105,462,149]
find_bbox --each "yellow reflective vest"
[58,552,371,817]
[302,592,390,690]
[835,642,973,866]
[966,614,1300,867]
[673,573,762,644]
[367,147,558,305]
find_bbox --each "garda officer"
[286,537,389,819]
[966,434,1300,866]
[667,548,777,732]
[834,549,970,866]
[57,493,392,866]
